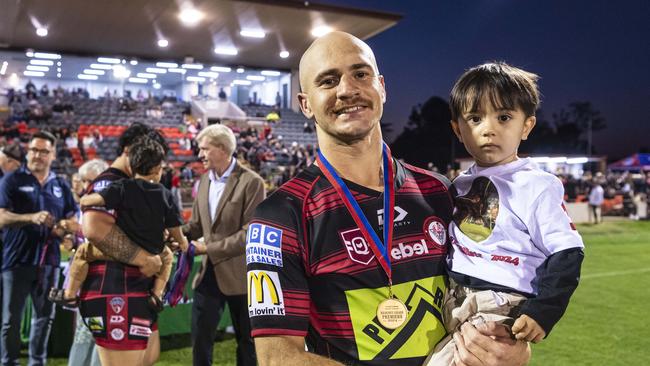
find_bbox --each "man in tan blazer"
[183,124,265,366]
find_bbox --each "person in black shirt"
[49,137,188,311]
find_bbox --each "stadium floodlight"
[158,39,169,48]
[182,64,203,70]
[26,65,49,72]
[137,73,157,79]
[186,76,206,82]
[279,51,289,59]
[179,6,203,26]
[153,83,161,89]
[130,60,138,66]
[311,26,333,37]
[90,63,113,70]
[30,59,54,66]
[211,66,231,73]
[128,77,148,84]
[34,52,61,60]
[236,68,245,73]
[232,79,251,85]
[0,62,7,76]
[24,71,45,77]
[246,75,265,81]
[261,70,281,77]
[168,68,187,74]
[83,69,105,75]
[77,74,98,80]
[198,71,219,78]
[98,57,121,64]
[36,27,48,37]
[146,67,167,74]
[214,47,238,56]
[112,65,131,79]
[25,51,34,57]
[567,157,589,164]
[240,29,265,38]
[157,62,178,68]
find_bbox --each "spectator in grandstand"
[25,80,37,100]
[218,88,227,100]
[183,124,265,366]
[0,144,23,178]
[275,92,282,108]
[248,31,529,366]
[40,84,49,97]
[79,123,170,366]
[588,177,605,223]
[0,131,78,365]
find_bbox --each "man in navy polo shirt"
[0,131,78,365]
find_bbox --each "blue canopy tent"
[608,153,650,171]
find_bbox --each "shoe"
[48,288,79,308]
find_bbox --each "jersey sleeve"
[0,174,14,210]
[528,178,584,255]
[98,180,125,211]
[246,193,310,337]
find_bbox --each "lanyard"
[316,143,395,281]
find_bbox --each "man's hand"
[454,322,530,366]
[31,211,54,227]
[193,241,207,255]
[512,314,546,343]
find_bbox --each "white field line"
[582,267,650,280]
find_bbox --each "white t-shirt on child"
[448,158,584,295]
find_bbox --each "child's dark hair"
[128,136,165,176]
[449,62,540,121]
[118,122,169,156]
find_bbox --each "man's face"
[298,34,386,143]
[197,137,229,172]
[26,138,55,174]
[71,174,84,196]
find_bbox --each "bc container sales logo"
[246,223,283,267]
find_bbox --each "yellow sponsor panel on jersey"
[345,276,447,361]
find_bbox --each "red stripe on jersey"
[312,308,354,337]
[252,328,307,337]
[279,178,312,199]
[87,263,107,275]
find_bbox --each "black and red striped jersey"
[247,161,453,365]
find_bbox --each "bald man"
[246,32,531,366]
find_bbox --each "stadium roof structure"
[0,0,402,71]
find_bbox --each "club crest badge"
[110,297,125,314]
[423,216,447,248]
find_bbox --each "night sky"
[322,0,650,160]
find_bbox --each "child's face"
[451,100,535,167]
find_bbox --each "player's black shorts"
[79,261,157,350]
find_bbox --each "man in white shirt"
[183,124,265,366]
[588,180,605,224]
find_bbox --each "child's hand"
[179,239,189,253]
[512,314,546,343]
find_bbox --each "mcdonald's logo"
[247,270,285,317]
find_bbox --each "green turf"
[46,220,650,365]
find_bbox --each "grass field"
[47,220,650,365]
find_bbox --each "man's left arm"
[200,174,265,261]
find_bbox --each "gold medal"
[376,297,408,330]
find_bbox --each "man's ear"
[522,116,536,140]
[450,120,463,143]
[297,93,314,121]
[378,75,386,104]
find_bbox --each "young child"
[49,136,188,312]
[426,62,584,365]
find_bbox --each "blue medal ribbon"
[316,143,395,280]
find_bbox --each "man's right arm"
[0,208,53,228]
[255,336,343,366]
[82,210,162,276]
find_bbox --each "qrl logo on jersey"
[423,217,447,249]
[339,228,375,265]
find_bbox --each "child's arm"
[168,226,189,252]
[79,193,105,209]
[512,314,545,343]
